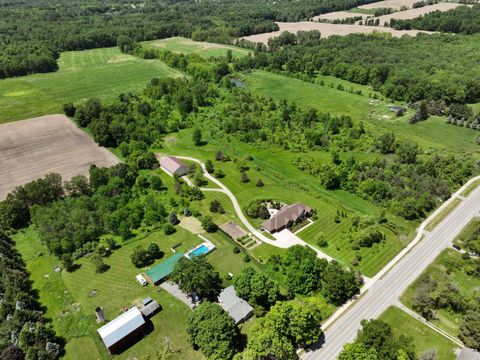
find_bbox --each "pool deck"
[185,237,216,259]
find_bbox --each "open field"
[379,306,457,360]
[0,47,183,124]
[359,0,424,9]
[143,36,251,58]
[241,21,428,44]
[243,70,480,159]
[401,249,480,337]
[161,128,414,277]
[312,11,367,21]
[0,114,119,199]
[367,3,470,25]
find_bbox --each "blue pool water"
[190,245,209,257]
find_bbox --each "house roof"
[97,307,145,348]
[218,286,253,324]
[145,253,184,284]
[458,348,480,360]
[140,300,160,317]
[160,156,187,174]
[219,221,248,240]
[262,202,312,232]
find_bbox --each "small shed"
[140,300,160,318]
[219,221,248,241]
[97,307,145,354]
[218,286,253,324]
[159,156,190,176]
[144,253,184,285]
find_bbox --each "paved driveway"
[272,229,333,261]
[160,282,196,309]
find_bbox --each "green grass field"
[379,306,457,360]
[161,128,414,277]
[0,47,183,124]
[244,70,480,159]
[143,37,251,59]
[401,249,480,337]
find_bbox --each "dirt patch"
[366,3,470,25]
[179,216,204,234]
[0,114,120,199]
[241,21,428,44]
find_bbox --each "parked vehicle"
[136,274,148,286]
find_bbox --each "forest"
[0,0,378,79]
[235,31,480,104]
[391,4,480,34]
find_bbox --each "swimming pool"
[189,245,210,257]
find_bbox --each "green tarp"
[145,252,184,284]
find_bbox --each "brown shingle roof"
[219,221,248,240]
[262,202,312,232]
[159,156,187,174]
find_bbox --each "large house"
[261,202,312,234]
[218,285,254,324]
[159,156,190,176]
[97,307,145,354]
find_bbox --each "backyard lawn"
[379,306,457,360]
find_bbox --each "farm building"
[97,307,145,354]
[159,156,190,176]
[144,253,184,285]
[261,202,312,234]
[218,285,254,324]
[219,221,248,241]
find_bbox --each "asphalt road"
[305,183,480,359]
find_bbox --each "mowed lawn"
[244,70,480,158]
[400,249,480,337]
[161,129,415,277]
[0,47,183,124]
[379,306,457,360]
[143,36,251,59]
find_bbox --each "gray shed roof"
[458,348,480,360]
[140,300,160,317]
[218,286,253,324]
[97,307,145,348]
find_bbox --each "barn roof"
[97,307,145,349]
[160,156,187,174]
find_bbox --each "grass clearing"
[379,306,457,360]
[0,47,183,124]
[143,36,251,59]
[400,249,480,337]
[425,198,462,231]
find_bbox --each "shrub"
[164,223,176,235]
[233,247,241,254]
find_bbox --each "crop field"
[143,37,251,58]
[0,47,183,124]
[161,128,414,277]
[379,306,457,360]
[243,70,480,158]
[241,21,427,44]
[0,114,119,199]
[401,249,480,337]
[359,0,424,9]
[370,3,469,25]
[312,11,367,21]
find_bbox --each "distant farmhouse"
[97,307,145,354]
[159,156,190,176]
[218,285,254,324]
[262,202,312,234]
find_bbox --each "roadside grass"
[453,217,480,249]
[243,70,480,159]
[461,178,480,197]
[425,198,462,231]
[400,249,480,337]
[143,37,251,59]
[379,306,457,360]
[161,128,414,277]
[0,47,183,124]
